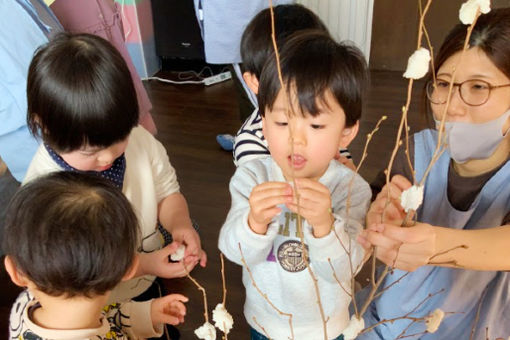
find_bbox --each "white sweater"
[219,157,370,340]
[24,126,180,301]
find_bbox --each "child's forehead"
[272,87,343,116]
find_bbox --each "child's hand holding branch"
[286,178,334,238]
[248,181,293,234]
[138,243,199,278]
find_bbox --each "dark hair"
[240,4,328,79]
[258,30,368,127]
[27,32,139,153]
[423,8,510,115]
[3,172,139,298]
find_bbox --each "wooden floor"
[0,70,428,339]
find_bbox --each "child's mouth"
[97,164,112,171]
[288,154,306,169]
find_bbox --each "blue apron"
[357,129,510,339]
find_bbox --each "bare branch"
[239,243,294,339]
[183,263,209,323]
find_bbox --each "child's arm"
[108,295,187,339]
[150,294,188,326]
[158,192,207,267]
[219,165,290,266]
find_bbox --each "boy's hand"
[248,182,293,234]
[151,294,188,326]
[139,243,199,278]
[286,178,334,238]
[171,225,207,267]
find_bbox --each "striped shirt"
[233,109,351,166]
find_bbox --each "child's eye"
[311,124,325,129]
[275,121,288,127]
[79,151,96,157]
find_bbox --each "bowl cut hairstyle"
[27,32,139,153]
[240,4,328,79]
[2,172,140,298]
[258,30,368,127]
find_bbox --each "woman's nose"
[445,87,468,120]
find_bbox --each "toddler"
[4,172,188,339]
[219,31,371,340]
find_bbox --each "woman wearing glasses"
[356,8,510,339]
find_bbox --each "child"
[231,4,354,170]
[23,32,206,303]
[357,8,510,339]
[3,172,188,339]
[219,31,371,339]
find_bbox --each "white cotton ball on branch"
[342,315,365,340]
[400,185,424,213]
[212,303,234,334]
[403,48,431,80]
[425,309,445,333]
[194,322,216,340]
[170,244,186,261]
[459,0,491,25]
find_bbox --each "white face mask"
[434,110,510,163]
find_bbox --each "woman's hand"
[248,182,293,234]
[286,178,334,238]
[366,175,413,228]
[151,294,188,326]
[358,222,436,272]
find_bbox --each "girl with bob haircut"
[24,32,206,304]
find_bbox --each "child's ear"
[121,255,140,281]
[242,72,259,94]
[339,121,360,149]
[4,256,29,288]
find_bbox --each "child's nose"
[289,125,306,146]
[97,150,115,165]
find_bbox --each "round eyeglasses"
[426,79,510,106]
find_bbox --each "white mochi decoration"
[194,322,216,340]
[212,303,234,334]
[170,244,186,261]
[400,185,424,213]
[459,0,491,25]
[403,48,431,80]
[343,315,365,340]
[425,309,445,333]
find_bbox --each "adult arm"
[361,174,510,271]
[361,222,510,271]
